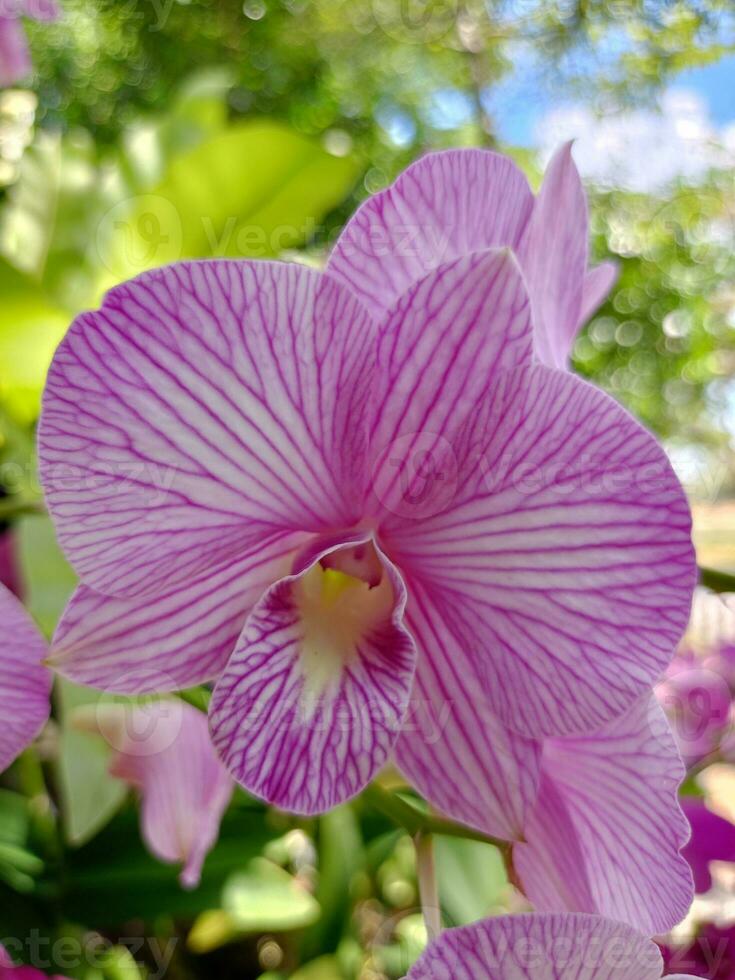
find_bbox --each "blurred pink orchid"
[657,588,735,767]
[0,583,230,887]
[406,913,699,979]
[680,798,735,894]
[39,148,695,816]
[0,528,22,597]
[0,945,69,980]
[75,699,233,888]
[0,1,58,87]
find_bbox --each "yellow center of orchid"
[295,544,394,711]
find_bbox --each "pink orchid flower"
[0,944,69,980]
[398,659,693,934]
[0,584,230,886]
[0,583,51,773]
[657,588,735,766]
[0,1,58,87]
[74,699,233,888]
[326,143,618,370]
[39,150,694,815]
[406,913,698,979]
[679,798,735,894]
[0,528,22,597]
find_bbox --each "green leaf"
[223,857,321,932]
[54,680,128,847]
[101,120,358,282]
[435,837,508,927]
[0,259,68,423]
[290,956,343,980]
[0,130,114,313]
[61,805,283,926]
[16,516,127,846]
[16,515,77,637]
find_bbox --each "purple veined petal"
[578,261,618,328]
[210,534,416,815]
[326,149,534,321]
[0,16,30,86]
[518,142,588,369]
[39,261,375,598]
[394,579,540,842]
[0,584,51,772]
[368,248,532,524]
[48,530,305,694]
[680,798,735,894]
[514,696,693,935]
[384,363,695,738]
[97,700,233,888]
[406,912,668,979]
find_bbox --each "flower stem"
[699,565,735,594]
[0,497,44,522]
[361,783,512,854]
[415,831,441,939]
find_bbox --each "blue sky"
[492,53,735,147]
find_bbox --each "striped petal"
[48,531,304,693]
[326,150,534,320]
[394,580,540,842]
[385,364,695,738]
[210,536,416,814]
[99,700,232,888]
[39,261,375,598]
[407,913,667,979]
[518,143,587,369]
[514,697,693,934]
[368,249,532,524]
[0,585,50,772]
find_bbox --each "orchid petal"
[0,16,30,86]
[0,944,71,980]
[579,261,618,327]
[210,536,416,814]
[518,143,587,369]
[515,697,693,934]
[394,580,540,842]
[104,700,232,888]
[0,585,50,772]
[0,529,21,597]
[39,261,374,598]
[680,798,735,893]
[48,530,304,693]
[407,912,667,979]
[386,364,695,738]
[326,150,533,320]
[368,248,532,523]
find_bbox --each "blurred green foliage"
[0,1,734,977]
